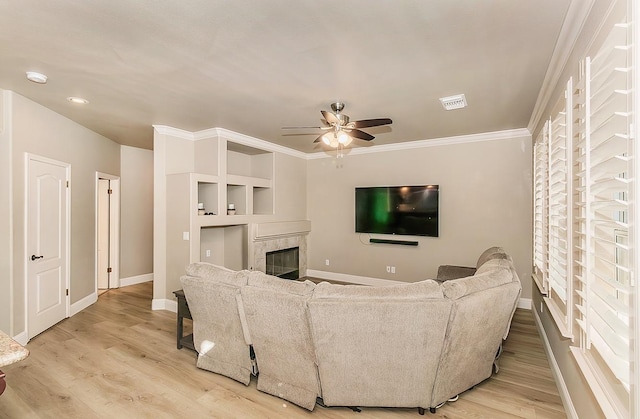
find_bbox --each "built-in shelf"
[227,142,273,180]
[166,139,276,274]
[197,175,220,216]
[227,184,247,215]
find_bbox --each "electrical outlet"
[386,266,391,273]
[206,249,211,257]
[391,266,396,274]
[182,232,189,241]
[325,259,330,266]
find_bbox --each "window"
[532,123,549,294]
[533,7,634,417]
[575,14,633,417]
[545,83,573,338]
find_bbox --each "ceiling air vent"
[439,94,467,111]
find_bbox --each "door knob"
[31,255,43,261]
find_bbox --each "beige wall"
[0,92,11,334]
[10,91,120,336]
[273,153,307,221]
[307,135,533,299]
[120,145,153,279]
[527,0,623,417]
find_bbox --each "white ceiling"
[0,0,571,152]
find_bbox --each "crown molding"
[212,127,307,159]
[527,0,596,135]
[152,125,307,159]
[306,128,531,159]
[154,125,530,160]
[152,125,195,139]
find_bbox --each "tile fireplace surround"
[250,221,310,278]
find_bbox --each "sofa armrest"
[436,265,477,282]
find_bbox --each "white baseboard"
[517,298,532,310]
[152,298,177,313]
[12,331,28,346]
[307,269,533,309]
[70,291,97,316]
[532,307,577,419]
[120,273,153,287]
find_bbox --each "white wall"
[307,133,533,299]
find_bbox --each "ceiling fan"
[283,102,392,148]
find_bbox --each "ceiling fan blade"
[352,118,392,128]
[321,110,340,125]
[281,126,324,129]
[349,129,375,141]
[313,134,326,143]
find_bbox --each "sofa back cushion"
[185,262,249,286]
[308,280,451,408]
[180,274,253,385]
[246,270,315,295]
[431,259,521,406]
[475,246,510,269]
[239,271,319,410]
[312,278,443,300]
[442,260,514,300]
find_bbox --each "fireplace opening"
[266,247,299,280]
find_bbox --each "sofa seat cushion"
[436,265,477,282]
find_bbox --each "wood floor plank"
[0,282,566,418]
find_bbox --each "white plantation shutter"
[571,14,632,413]
[533,123,549,294]
[545,83,572,336]
[533,3,635,416]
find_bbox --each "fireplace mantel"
[252,220,311,241]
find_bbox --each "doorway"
[26,154,70,339]
[96,173,120,295]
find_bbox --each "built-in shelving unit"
[167,138,275,268]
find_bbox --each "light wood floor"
[0,282,566,418]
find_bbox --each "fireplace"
[266,247,299,280]
[250,220,309,278]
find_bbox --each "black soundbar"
[369,238,419,246]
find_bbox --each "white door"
[27,156,69,338]
[96,173,120,291]
[97,178,110,289]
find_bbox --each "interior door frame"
[24,153,71,340]
[95,172,120,292]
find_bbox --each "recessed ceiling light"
[67,96,89,104]
[440,94,467,111]
[26,71,47,84]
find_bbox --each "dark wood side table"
[173,290,195,351]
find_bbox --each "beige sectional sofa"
[180,246,521,414]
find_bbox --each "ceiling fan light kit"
[284,102,392,152]
[322,131,352,147]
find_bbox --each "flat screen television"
[355,185,439,237]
